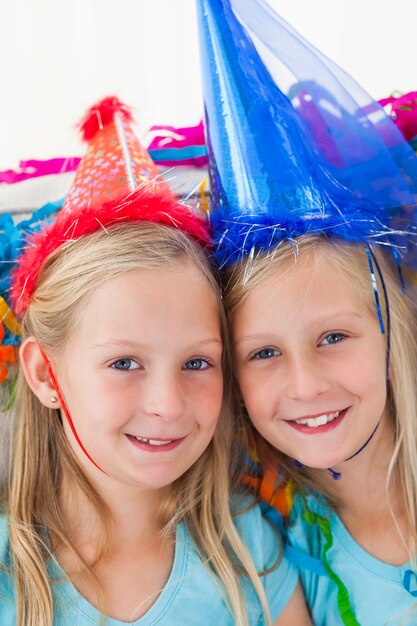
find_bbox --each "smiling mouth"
[134,436,174,446]
[126,434,186,452]
[286,408,348,432]
[294,410,341,428]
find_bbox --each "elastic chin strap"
[295,244,391,481]
[39,345,106,474]
[326,417,382,480]
[293,416,382,480]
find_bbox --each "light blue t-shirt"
[0,505,297,625]
[286,491,417,626]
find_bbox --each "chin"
[286,450,347,471]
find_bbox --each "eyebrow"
[233,311,363,346]
[91,338,223,350]
[315,311,363,323]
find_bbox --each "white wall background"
[1,0,416,169]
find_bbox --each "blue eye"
[183,358,210,370]
[111,358,140,371]
[253,348,279,360]
[321,333,346,346]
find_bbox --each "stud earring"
[51,396,58,404]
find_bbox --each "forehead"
[233,250,372,330]
[71,263,221,344]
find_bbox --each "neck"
[58,470,171,557]
[310,412,400,517]
[307,412,412,566]
[55,467,177,622]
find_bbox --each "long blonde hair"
[224,235,417,561]
[4,222,271,626]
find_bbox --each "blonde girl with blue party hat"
[197,0,417,624]
[0,98,311,626]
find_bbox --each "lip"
[285,407,348,435]
[125,434,186,453]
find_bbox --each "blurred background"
[1,0,417,168]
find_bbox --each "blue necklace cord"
[391,248,406,294]
[367,244,391,379]
[365,246,385,335]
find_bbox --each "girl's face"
[232,252,388,470]
[53,262,223,491]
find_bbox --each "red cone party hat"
[11,96,209,316]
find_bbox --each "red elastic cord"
[39,346,105,474]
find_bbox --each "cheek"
[201,375,224,425]
[64,377,133,433]
[238,370,276,422]
[183,371,224,428]
[342,340,386,394]
[356,360,387,404]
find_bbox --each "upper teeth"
[295,411,340,428]
[135,436,173,446]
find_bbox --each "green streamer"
[303,503,361,626]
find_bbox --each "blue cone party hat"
[196,0,417,268]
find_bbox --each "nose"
[283,353,331,402]
[141,368,185,422]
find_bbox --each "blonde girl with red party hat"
[0,97,311,626]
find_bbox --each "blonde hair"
[224,235,417,564]
[4,222,272,626]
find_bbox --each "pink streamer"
[0,157,80,184]
[0,121,208,185]
[379,92,417,144]
[147,120,207,167]
[147,120,206,149]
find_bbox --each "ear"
[19,337,60,409]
